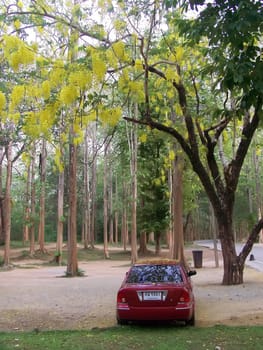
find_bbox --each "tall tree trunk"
[109,159,114,245]
[3,141,12,267]
[66,140,79,276]
[23,163,31,244]
[103,141,110,259]
[56,169,64,265]
[38,138,47,253]
[29,145,36,256]
[90,123,97,248]
[170,154,185,264]
[138,231,148,256]
[128,113,138,264]
[82,126,90,249]
[121,182,128,251]
[114,173,119,244]
[0,146,4,245]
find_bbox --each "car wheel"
[117,317,128,325]
[186,312,195,326]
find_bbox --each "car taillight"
[117,295,127,304]
[179,289,190,303]
[117,291,129,310]
[117,292,127,304]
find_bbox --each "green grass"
[0,325,263,350]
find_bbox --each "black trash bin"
[192,250,203,268]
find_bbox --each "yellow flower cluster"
[0,91,6,111]
[99,106,122,127]
[3,35,35,71]
[68,70,92,90]
[59,85,78,105]
[91,53,107,82]
[42,81,51,100]
[54,148,64,173]
[10,85,25,110]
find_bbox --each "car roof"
[133,258,181,266]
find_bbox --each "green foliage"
[137,131,170,235]
[177,0,263,109]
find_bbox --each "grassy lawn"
[0,325,263,350]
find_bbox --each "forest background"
[0,0,262,284]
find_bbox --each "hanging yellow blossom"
[22,111,41,138]
[42,81,51,100]
[13,19,21,30]
[3,35,35,70]
[9,113,20,124]
[99,106,122,127]
[0,91,6,111]
[72,120,84,145]
[106,49,118,69]
[112,41,126,60]
[10,85,25,110]
[91,53,107,82]
[165,67,180,84]
[139,133,147,143]
[54,148,64,173]
[174,103,183,116]
[175,46,184,63]
[168,150,175,161]
[129,81,145,103]
[59,85,78,105]
[134,59,143,72]
[113,19,126,32]
[68,70,92,90]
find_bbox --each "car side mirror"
[188,270,197,277]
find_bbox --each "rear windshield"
[127,264,183,284]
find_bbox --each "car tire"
[186,312,195,326]
[117,317,128,326]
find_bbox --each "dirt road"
[1,255,263,332]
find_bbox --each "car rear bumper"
[117,304,194,322]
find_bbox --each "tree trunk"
[0,146,4,245]
[90,123,97,248]
[108,154,114,245]
[66,141,79,276]
[128,118,138,264]
[83,126,90,249]
[3,141,12,267]
[138,232,148,256]
[103,141,110,259]
[56,170,64,265]
[38,138,47,253]
[220,226,244,285]
[29,145,36,256]
[23,163,31,244]
[155,232,161,255]
[170,154,185,264]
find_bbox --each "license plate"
[143,291,162,300]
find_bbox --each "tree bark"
[0,146,4,245]
[170,154,185,264]
[103,140,110,259]
[128,111,138,264]
[38,138,47,253]
[82,126,90,249]
[66,141,79,276]
[29,145,36,256]
[56,169,64,265]
[3,141,12,267]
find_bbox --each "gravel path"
[1,250,263,331]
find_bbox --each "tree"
[124,0,262,284]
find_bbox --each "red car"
[116,260,196,326]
